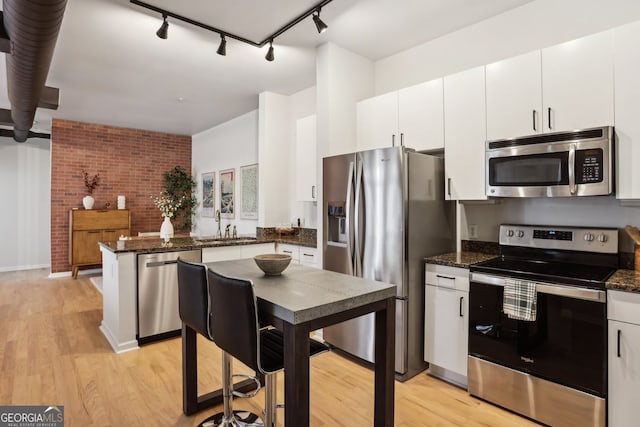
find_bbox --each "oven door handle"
[470,273,606,303]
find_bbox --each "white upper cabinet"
[398,79,444,151]
[486,31,614,141]
[356,79,444,152]
[356,91,399,151]
[486,51,543,140]
[614,21,640,199]
[541,30,614,133]
[295,115,317,202]
[443,66,487,201]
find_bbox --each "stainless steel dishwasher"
[137,249,201,343]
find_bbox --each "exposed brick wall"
[50,119,192,273]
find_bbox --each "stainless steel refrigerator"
[323,146,455,381]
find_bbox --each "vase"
[160,216,174,240]
[83,195,95,210]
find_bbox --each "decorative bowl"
[254,254,292,276]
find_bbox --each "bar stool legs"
[199,352,264,427]
[264,374,277,427]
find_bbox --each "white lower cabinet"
[608,290,640,427]
[276,243,318,268]
[424,264,469,388]
[202,243,275,263]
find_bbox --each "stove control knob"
[584,233,594,242]
[598,234,608,243]
[507,230,514,237]
[517,230,525,238]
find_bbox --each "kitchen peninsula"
[98,235,278,353]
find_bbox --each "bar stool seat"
[204,268,329,427]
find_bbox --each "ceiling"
[0,0,532,137]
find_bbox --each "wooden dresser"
[69,209,130,278]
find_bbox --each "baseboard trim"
[100,322,139,354]
[0,263,50,273]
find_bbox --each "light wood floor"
[0,269,538,426]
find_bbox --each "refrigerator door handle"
[354,154,364,277]
[345,161,355,275]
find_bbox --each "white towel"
[503,279,537,321]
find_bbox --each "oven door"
[468,273,607,397]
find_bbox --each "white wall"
[315,42,375,267]
[375,0,640,94]
[191,110,259,237]
[460,198,640,252]
[0,137,51,271]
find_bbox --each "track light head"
[312,9,328,34]
[156,14,169,39]
[217,35,227,56]
[265,40,274,62]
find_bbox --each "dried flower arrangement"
[151,193,184,219]
[82,170,100,195]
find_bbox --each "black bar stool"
[205,268,329,427]
[177,259,262,426]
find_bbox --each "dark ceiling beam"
[0,12,10,53]
[38,86,60,110]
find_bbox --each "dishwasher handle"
[146,260,178,268]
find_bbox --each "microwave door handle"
[568,143,577,195]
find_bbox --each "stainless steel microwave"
[486,126,614,198]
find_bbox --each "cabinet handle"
[311,185,316,199]
[392,134,396,147]
[548,107,552,130]
[447,178,451,197]
[532,110,537,131]
[400,133,404,147]
[302,253,313,257]
[88,230,101,234]
[617,329,621,358]
[283,250,293,254]
[459,296,464,317]
[436,274,455,280]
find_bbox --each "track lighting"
[131,0,333,60]
[265,40,275,62]
[156,14,168,39]
[312,9,328,34]
[217,35,226,56]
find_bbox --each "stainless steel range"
[468,224,618,427]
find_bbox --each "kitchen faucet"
[215,210,222,239]
[232,225,237,239]
[224,224,231,239]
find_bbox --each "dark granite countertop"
[606,269,640,293]
[425,252,499,269]
[276,236,317,248]
[99,236,277,254]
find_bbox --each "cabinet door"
[73,230,103,265]
[102,228,129,243]
[356,91,399,151]
[608,320,640,427]
[542,30,614,132]
[424,285,468,377]
[299,247,318,267]
[398,78,444,151]
[614,21,640,199]
[486,51,543,140]
[443,66,487,200]
[277,243,299,263]
[296,115,318,201]
[240,243,275,258]
[201,246,242,263]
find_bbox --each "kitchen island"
[98,236,277,353]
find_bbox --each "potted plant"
[82,170,100,209]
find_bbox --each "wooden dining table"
[181,258,397,427]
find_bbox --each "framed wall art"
[201,172,215,217]
[219,168,235,219]
[240,163,258,220]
